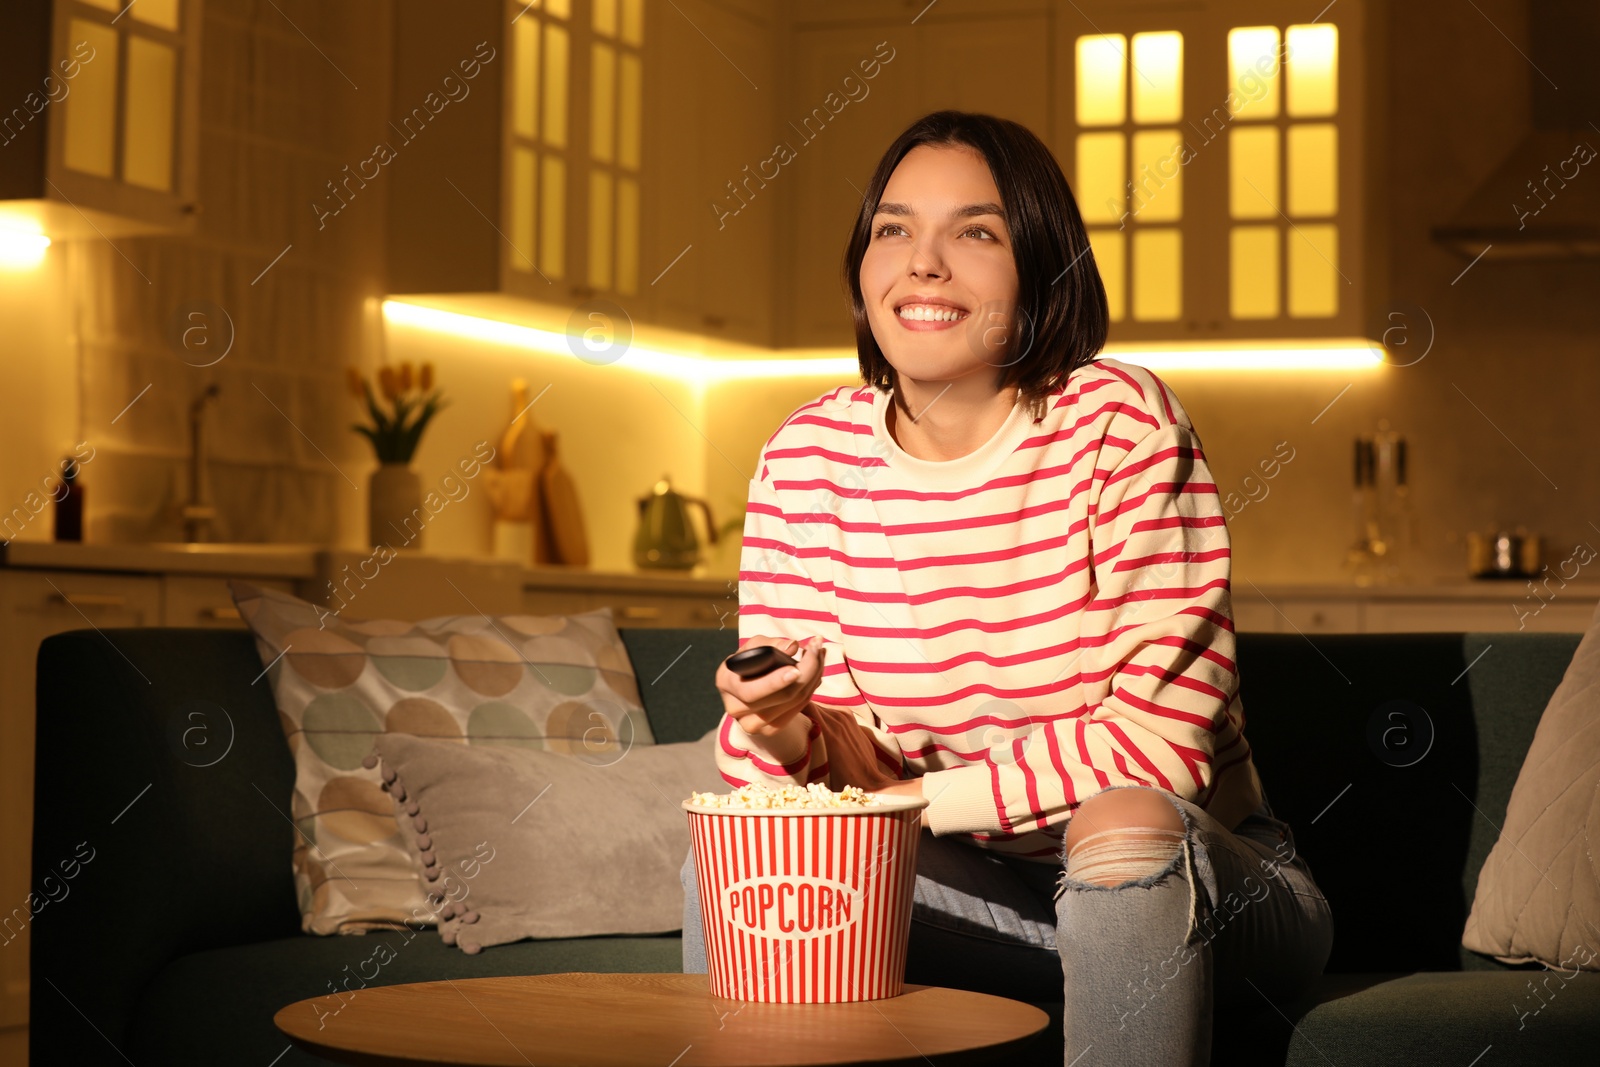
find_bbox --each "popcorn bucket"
[682,794,927,1003]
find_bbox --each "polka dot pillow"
[229,579,656,935]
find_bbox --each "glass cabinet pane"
[132,0,181,30]
[510,147,536,272]
[617,175,638,294]
[1076,35,1127,127]
[1228,26,1281,119]
[1230,225,1279,318]
[588,169,613,288]
[1287,123,1337,216]
[1288,223,1338,317]
[124,36,177,191]
[1131,32,1182,124]
[1132,228,1181,321]
[618,52,641,170]
[540,154,565,279]
[1075,132,1125,224]
[543,24,568,148]
[63,19,120,179]
[1228,126,1279,219]
[590,42,615,163]
[513,17,539,139]
[1131,129,1183,222]
[1286,24,1338,116]
[620,0,644,46]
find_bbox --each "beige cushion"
[229,579,655,935]
[370,728,725,952]
[1462,597,1600,970]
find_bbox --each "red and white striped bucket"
[682,795,926,1003]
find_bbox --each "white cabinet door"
[644,0,777,345]
[1366,598,1599,634]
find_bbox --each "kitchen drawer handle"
[52,592,126,609]
[203,606,242,621]
[620,605,662,619]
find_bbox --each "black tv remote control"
[724,644,800,680]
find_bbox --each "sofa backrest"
[1229,630,1579,973]
[29,622,1580,1059]
[617,626,1584,974]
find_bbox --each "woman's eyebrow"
[874,201,1006,220]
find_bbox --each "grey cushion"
[371,728,727,951]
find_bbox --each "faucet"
[182,384,220,542]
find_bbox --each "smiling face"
[859,143,1021,391]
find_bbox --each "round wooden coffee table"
[275,972,1050,1066]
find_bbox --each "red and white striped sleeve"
[716,448,906,791]
[918,405,1239,837]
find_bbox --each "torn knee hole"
[1063,826,1187,887]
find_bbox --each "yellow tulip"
[420,362,434,391]
[378,366,398,400]
[398,362,414,392]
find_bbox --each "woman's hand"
[716,635,826,766]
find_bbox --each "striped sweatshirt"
[719,355,1266,861]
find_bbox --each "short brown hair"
[842,110,1109,420]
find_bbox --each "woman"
[682,110,1333,1065]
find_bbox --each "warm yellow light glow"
[0,228,51,268]
[385,302,1386,381]
[1286,23,1338,116]
[382,300,858,384]
[1076,35,1127,126]
[1107,339,1382,370]
[1131,32,1183,124]
[1076,132,1125,224]
[1228,26,1281,120]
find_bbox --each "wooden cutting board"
[538,431,589,566]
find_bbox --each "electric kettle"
[633,474,718,570]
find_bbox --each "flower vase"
[369,463,422,550]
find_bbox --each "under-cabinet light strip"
[381,299,1385,381]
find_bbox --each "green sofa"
[28,625,1600,1065]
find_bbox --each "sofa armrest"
[29,628,303,1065]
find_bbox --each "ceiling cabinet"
[384,0,1377,352]
[0,0,203,237]
[1060,0,1372,343]
[645,0,778,343]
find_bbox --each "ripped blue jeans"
[680,785,1334,1066]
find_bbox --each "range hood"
[1431,0,1600,259]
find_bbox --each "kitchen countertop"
[0,540,735,591]
[3,541,1589,599]
[1232,577,1600,599]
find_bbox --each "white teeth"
[896,304,968,322]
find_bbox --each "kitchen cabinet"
[161,574,292,626]
[1059,0,1373,344]
[645,0,778,343]
[523,565,734,629]
[390,0,743,337]
[1232,583,1600,634]
[779,3,1051,347]
[0,0,203,237]
[388,0,783,346]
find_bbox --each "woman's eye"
[871,223,996,240]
